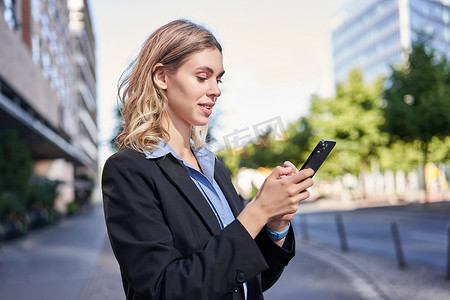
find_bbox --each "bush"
[26,177,61,210]
[0,192,26,218]
[26,177,61,226]
[0,192,28,239]
[0,130,33,196]
[0,130,33,238]
[66,201,80,216]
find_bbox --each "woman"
[102,19,314,300]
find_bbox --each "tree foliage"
[238,118,314,171]
[278,117,314,167]
[383,37,450,164]
[110,106,123,151]
[308,69,386,176]
[0,130,33,195]
[0,130,33,228]
[240,129,282,169]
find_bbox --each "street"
[0,201,449,299]
[296,201,450,271]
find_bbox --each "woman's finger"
[283,161,298,175]
[292,189,311,204]
[283,168,314,184]
[267,166,293,180]
[284,177,313,197]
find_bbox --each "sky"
[89,0,348,165]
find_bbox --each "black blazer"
[102,147,295,300]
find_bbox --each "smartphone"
[299,139,336,177]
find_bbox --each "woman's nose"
[207,81,221,99]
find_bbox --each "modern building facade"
[331,0,450,84]
[0,0,97,211]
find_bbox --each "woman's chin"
[192,118,209,127]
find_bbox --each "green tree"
[278,116,314,168]
[377,140,422,173]
[110,106,123,151]
[219,117,313,175]
[0,130,33,231]
[383,38,450,166]
[0,130,33,196]
[308,69,387,178]
[240,129,281,169]
[215,148,241,178]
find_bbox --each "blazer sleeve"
[256,226,295,291]
[102,150,269,300]
[214,159,296,292]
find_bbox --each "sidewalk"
[289,239,450,300]
[0,202,449,300]
[0,204,119,300]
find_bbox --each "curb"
[296,238,391,300]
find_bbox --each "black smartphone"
[299,139,336,177]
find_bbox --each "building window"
[41,52,51,80]
[31,0,40,22]
[444,28,450,42]
[32,34,41,66]
[443,9,450,24]
[424,23,434,35]
[422,2,430,17]
[48,0,56,18]
[41,14,50,40]
[3,0,18,30]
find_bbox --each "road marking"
[409,231,446,244]
[297,238,391,300]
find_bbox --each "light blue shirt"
[144,140,235,228]
[144,140,247,297]
[144,140,247,299]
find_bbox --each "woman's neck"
[163,116,203,173]
[163,117,192,160]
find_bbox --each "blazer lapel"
[214,160,243,218]
[155,155,222,235]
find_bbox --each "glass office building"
[332,0,450,84]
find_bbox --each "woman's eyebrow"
[195,66,225,77]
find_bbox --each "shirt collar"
[143,139,177,159]
[143,139,216,182]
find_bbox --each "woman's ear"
[153,63,167,90]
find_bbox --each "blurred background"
[0,0,449,299]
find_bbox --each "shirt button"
[236,272,245,283]
[232,289,239,293]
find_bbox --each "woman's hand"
[237,163,314,239]
[266,161,303,232]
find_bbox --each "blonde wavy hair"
[116,19,222,152]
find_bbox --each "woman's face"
[164,48,224,129]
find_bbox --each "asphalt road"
[295,201,450,271]
[264,241,378,300]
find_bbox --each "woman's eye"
[197,77,207,82]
